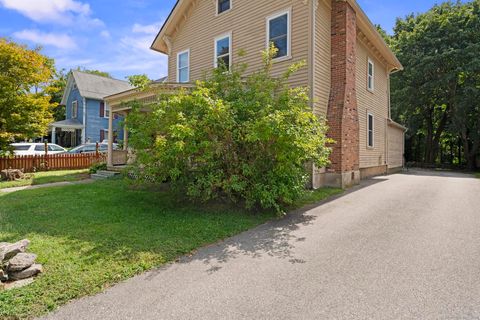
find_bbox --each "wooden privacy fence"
[0,153,106,172]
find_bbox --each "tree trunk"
[466,154,477,171]
[425,109,434,163]
[466,138,479,171]
[430,106,450,164]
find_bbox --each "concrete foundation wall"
[360,165,387,180]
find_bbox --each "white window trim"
[367,58,375,92]
[104,104,110,119]
[266,8,292,62]
[214,32,232,69]
[72,100,78,119]
[100,129,109,143]
[216,0,232,16]
[367,112,375,148]
[176,49,190,83]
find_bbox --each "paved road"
[43,170,480,320]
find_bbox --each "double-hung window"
[217,0,231,14]
[367,58,374,92]
[104,103,110,118]
[214,33,231,69]
[267,10,290,60]
[72,100,78,118]
[367,113,374,148]
[177,50,190,83]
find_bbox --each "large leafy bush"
[127,47,331,212]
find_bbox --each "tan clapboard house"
[105,0,406,188]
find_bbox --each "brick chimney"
[326,0,360,188]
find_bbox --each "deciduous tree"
[0,38,56,152]
[389,1,480,168]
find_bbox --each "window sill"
[367,88,375,94]
[272,55,292,64]
[216,8,232,17]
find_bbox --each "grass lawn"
[0,170,89,189]
[476,172,480,179]
[0,179,342,319]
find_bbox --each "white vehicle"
[67,143,119,154]
[11,143,67,156]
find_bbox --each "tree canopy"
[127,74,151,90]
[0,38,56,152]
[75,66,112,78]
[388,0,480,169]
[48,69,68,122]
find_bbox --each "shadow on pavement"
[156,177,390,274]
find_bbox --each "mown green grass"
[0,179,341,319]
[290,187,344,209]
[0,170,89,189]
[475,172,480,179]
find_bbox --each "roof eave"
[150,0,181,54]
[150,0,403,71]
[348,0,403,71]
[388,119,408,131]
[60,72,74,105]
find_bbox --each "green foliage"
[390,0,480,169]
[375,24,393,47]
[75,66,112,78]
[47,68,68,121]
[127,46,331,212]
[89,162,107,174]
[127,74,151,90]
[0,38,56,153]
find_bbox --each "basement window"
[367,58,375,92]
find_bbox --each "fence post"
[44,140,49,171]
[96,142,99,160]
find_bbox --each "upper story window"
[214,33,231,69]
[100,102,110,118]
[367,58,375,92]
[177,49,190,83]
[72,100,78,119]
[217,0,231,14]
[367,113,374,148]
[267,9,290,60]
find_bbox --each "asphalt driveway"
[43,170,480,320]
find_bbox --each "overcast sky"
[0,0,464,80]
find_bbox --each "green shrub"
[89,162,107,174]
[126,46,332,212]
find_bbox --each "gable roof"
[60,70,134,105]
[151,0,402,71]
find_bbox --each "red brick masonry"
[327,0,360,174]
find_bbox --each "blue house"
[50,70,133,147]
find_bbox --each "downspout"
[82,97,87,144]
[387,67,402,171]
[309,0,317,188]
